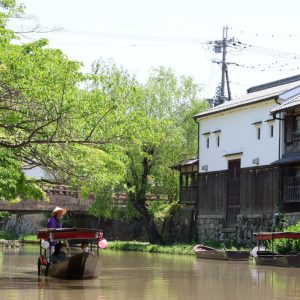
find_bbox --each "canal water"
[0,245,300,300]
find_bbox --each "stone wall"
[236,214,273,245]
[0,213,146,241]
[196,215,225,241]
[196,214,275,245]
[194,212,300,245]
[3,213,48,235]
[160,205,196,243]
[286,212,300,226]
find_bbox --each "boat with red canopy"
[253,231,300,267]
[37,227,104,279]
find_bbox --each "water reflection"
[1,245,300,300]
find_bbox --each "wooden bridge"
[0,185,95,213]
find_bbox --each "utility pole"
[220,26,228,101]
[211,26,232,106]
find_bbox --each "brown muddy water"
[0,245,300,300]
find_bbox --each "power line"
[62,29,208,45]
[239,42,300,60]
[231,27,300,39]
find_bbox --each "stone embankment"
[0,239,20,247]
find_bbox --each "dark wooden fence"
[240,166,279,214]
[179,186,197,204]
[198,171,227,215]
[198,166,280,225]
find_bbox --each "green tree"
[125,67,207,243]
[0,0,25,42]
[0,20,135,200]
[88,63,207,243]
[0,2,209,244]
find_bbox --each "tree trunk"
[132,197,163,244]
[128,151,163,244]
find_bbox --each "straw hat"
[51,206,67,216]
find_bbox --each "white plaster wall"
[198,100,280,172]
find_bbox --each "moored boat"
[193,244,250,260]
[37,228,104,279]
[253,231,300,268]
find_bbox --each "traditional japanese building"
[194,74,300,243]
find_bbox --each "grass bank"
[19,235,195,255]
[21,234,39,243]
[14,234,250,254]
[108,241,195,255]
[0,232,39,243]
[108,240,250,255]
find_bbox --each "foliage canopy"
[0,1,209,243]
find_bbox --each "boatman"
[47,206,70,254]
[47,206,66,229]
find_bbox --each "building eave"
[194,96,277,121]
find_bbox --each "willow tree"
[124,67,207,243]
[88,63,208,243]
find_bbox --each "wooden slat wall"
[198,166,280,217]
[198,171,227,215]
[179,187,197,203]
[240,166,279,214]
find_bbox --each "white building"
[193,75,300,243]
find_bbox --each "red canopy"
[37,228,103,241]
[254,231,300,241]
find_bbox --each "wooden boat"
[47,252,101,279]
[253,231,300,268]
[193,244,250,260]
[37,228,103,279]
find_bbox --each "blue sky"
[12,0,300,99]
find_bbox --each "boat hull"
[48,252,101,279]
[226,250,250,261]
[254,253,300,268]
[194,245,249,261]
[195,250,227,260]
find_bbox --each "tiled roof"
[272,153,300,165]
[171,156,198,169]
[194,79,300,119]
[247,74,300,93]
[271,94,300,114]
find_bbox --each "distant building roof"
[194,75,300,120]
[171,156,198,170]
[247,74,300,93]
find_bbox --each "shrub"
[0,230,18,240]
[272,222,300,254]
